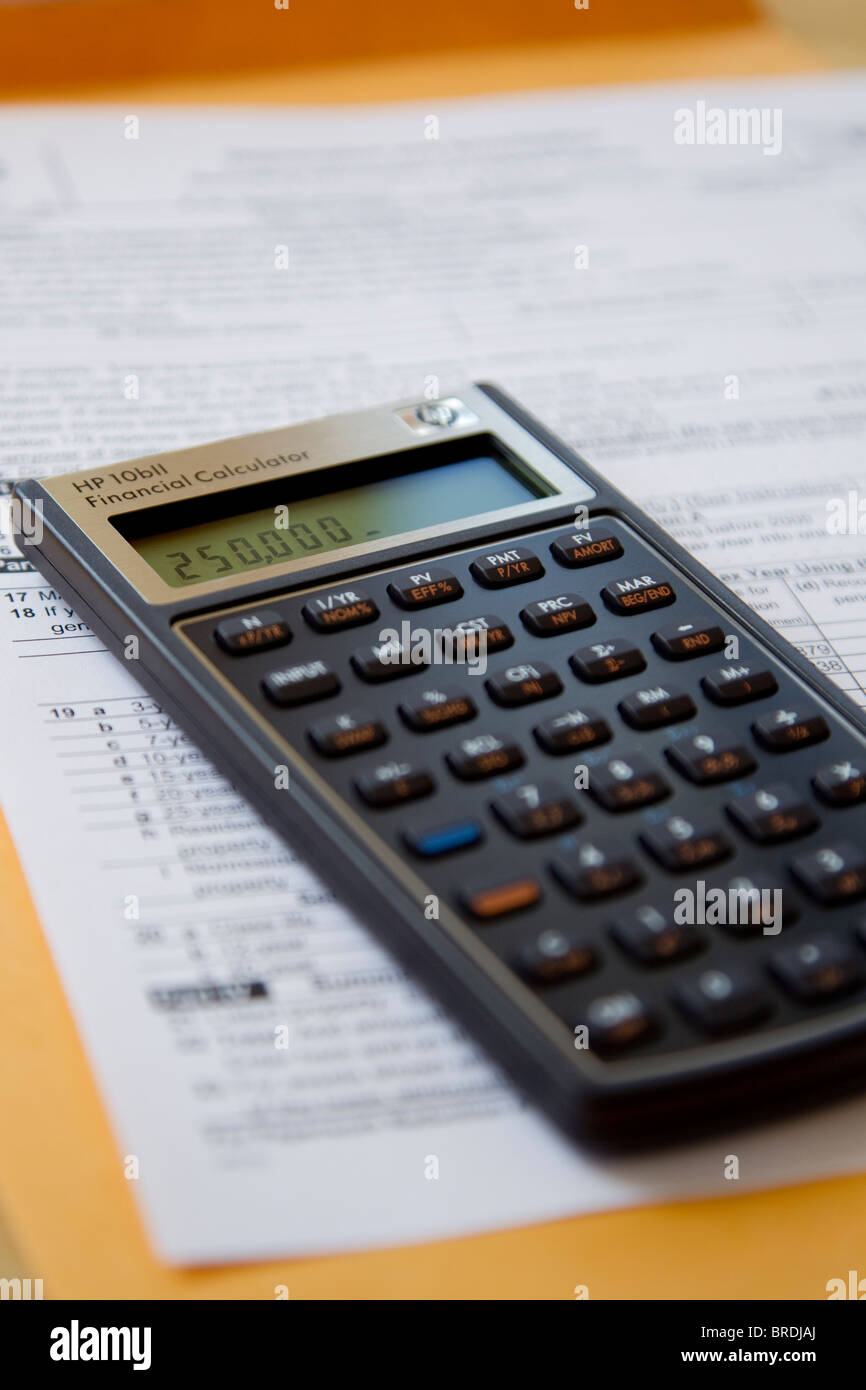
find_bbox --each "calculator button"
[351,637,428,682]
[715,875,794,935]
[752,707,830,753]
[770,933,864,1002]
[301,588,379,633]
[399,684,476,732]
[469,546,544,588]
[583,992,656,1050]
[618,684,696,731]
[813,760,866,806]
[701,663,778,705]
[640,816,732,872]
[519,930,596,984]
[651,621,725,661]
[461,874,542,919]
[387,567,463,610]
[486,661,563,707]
[665,731,756,785]
[215,610,291,655]
[551,838,643,901]
[791,842,866,905]
[601,574,676,616]
[520,593,594,637]
[446,733,525,781]
[534,706,612,755]
[307,711,387,757]
[262,660,340,707]
[450,614,514,654]
[610,905,704,965]
[550,527,624,569]
[491,782,582,839]
[675,967,773,1035]
[726,784,819,844]
[354,761,435,808]
[588,754,670,812]
[403,818,483,858]
[570,638,646,684]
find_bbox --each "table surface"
[1,1,865,1299]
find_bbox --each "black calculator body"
[15,383,866,1149]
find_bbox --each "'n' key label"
[215,610,291,655]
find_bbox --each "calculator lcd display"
[122,447,549,587]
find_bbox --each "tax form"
[1,75,866,1263]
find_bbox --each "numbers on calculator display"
[165,515,355,583]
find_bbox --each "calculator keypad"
[182,515,866,1066]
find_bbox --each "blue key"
[404,819,483,858]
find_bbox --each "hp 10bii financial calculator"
[15,384,866,1148]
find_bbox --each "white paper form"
[1,76,866,1264]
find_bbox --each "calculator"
[14,383,866,1148]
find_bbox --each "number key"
[519,930,596,984]
[770,933,864,1002]
[791,842,866,905]
[641,816,732,872]
[610,904,704,965]
[551,837,643,901]
[666,731,756,785]
[676,967,773,1035]
[491,782,582,839]
[588,754,670,812]
[727,784,819,844]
